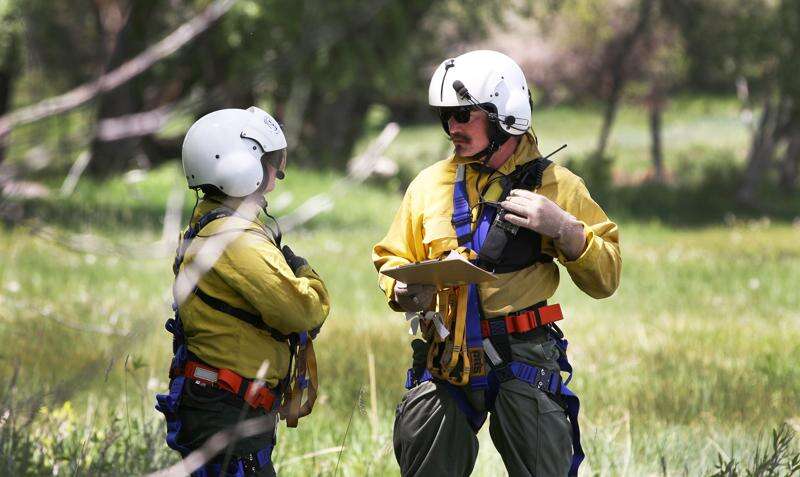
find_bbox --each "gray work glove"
[394,281,437,312]
[281,245,309,274]
[500,189,587,260]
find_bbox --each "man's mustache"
[451,133,471,143]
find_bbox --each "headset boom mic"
[452,80,470,99]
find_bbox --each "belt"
[181,360,278,411]
[481,302,564,338]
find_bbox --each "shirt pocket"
[422,216,458,259]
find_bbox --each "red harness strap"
[480,303,564,337]
[183,360,277,411]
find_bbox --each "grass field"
[1,97,799,476]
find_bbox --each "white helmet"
[428,50,532,137]
[181,106,287,197]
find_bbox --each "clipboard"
[380,250,497,287]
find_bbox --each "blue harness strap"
[452,165,493,392]
[405,367,432,389]
[553,336,584,476]
[451,166,474,245]
[155,302,192,454]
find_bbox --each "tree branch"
[0,0,237,141]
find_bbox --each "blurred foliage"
[0,0,798,195]
[710,425,800,477]
[3,0,511,174]
[3,3,800,474]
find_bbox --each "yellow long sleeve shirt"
[372,132,621,318]
[176,197,330,385]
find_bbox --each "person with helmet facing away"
[373,50,621,476]
[156,106,330,476]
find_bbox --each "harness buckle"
[182,360,277,411]
[244,382,274,410]
[481,303,565,339]
[191,363,219,383]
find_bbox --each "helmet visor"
[262,148,287,174]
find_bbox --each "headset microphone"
[275,170,285,180]
[452,80,470,99]
[451,80,521,129]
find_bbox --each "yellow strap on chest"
[423,248,482,386]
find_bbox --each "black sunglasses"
[438,106,476,124]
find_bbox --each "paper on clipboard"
[380,250,497,287]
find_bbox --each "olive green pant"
[393,336,573,477]
[177,382,278,477]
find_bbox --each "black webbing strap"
[193,287,290,342]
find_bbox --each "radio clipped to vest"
[477,157,553,272]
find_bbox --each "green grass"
[2,96,799,475]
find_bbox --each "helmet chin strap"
[261,202,283,246]
[448,80,513,166]
[464,122,511,165]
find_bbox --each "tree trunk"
[0,27,20,165]
[779,124,800,192]
[593,0,654,160]
[648,81,666,182]
[595,85,621,161]
[87,0,160,176]
[299,86,371,168]
[738,95,790,205]
[649,102,664,181]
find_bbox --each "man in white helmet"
[156,107,330,476]
[373,50,621,476]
